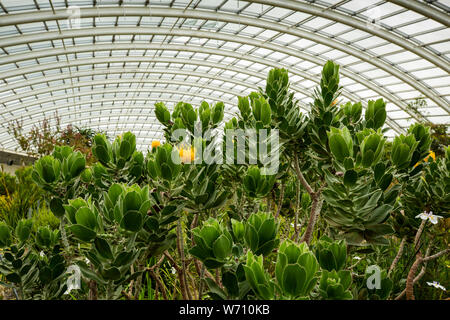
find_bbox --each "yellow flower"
[151,140,161,149]
[414,150,436,167]
[331,99,338,106]
[424,150,436,162]
[178,146,195,163]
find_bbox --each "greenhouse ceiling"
[0,0,449,151]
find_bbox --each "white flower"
[426,281,446,291]
[353,256,362,260]
[171,267,176,275]
[290,223,301,228]
[39,251,45,257]
[415,211,443,225]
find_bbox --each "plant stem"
[177,220,192,300]
[164,250,188,300]
[301,196,323,245]
[106,281,113,300]
[293,152,314,196]
[59,217,70,251]
[293,152,324,245]
[395,244,431,300]
[292,179,301,241]
[388,236,406,276]
[274,182,285,219]
[148,269,168,300]
[405,252,422,300]
[414,219,426,248]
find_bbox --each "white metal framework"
[0,0,449,151]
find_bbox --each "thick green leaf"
[121,210,143,232]
[94,237,113,260]
[69,224,96,242]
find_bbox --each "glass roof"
[0,0,449,151]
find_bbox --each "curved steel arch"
[386,0,450,26]
[0,26,441,120]
[0,7,447,112]
[0,78,248,104]
[0,68,262,94]
[3,97,240,124]
[252,0,449,67]
[0,56,403,133]
[2,88,238,116]
[0,35,317,99]
[0,36,410,130]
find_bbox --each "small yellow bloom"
[414,150,436,167]
[178,146,195,163]
[331,99,338,106]
[151,140,161,149]
[424,150,436,162]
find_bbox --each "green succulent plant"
[35,226,60,249]
[31,147,88,217]
[327,127,353,162]
[91,132,143,186]
[341,102,363,128]
[0,221,12,247]
[308,61,343,160]
[0,243,40,299]
[98,184,151,233]
[181,164,229,211]
[357,129,385,168]
[319,270,353,300]
[76,237,142,297]
[66,201,100,242]
[80,167,93,183]
[35,251,67,300]
[146,143,182,183]
[365,99,387,130]
[275,240,319,299]
[244,212,279,256]
[237,96,252,123]
[189,218,234,269]
[92,133,113,166]
[243,251,275,300]
[407,123,432,166]
[15,219,33,244]
[52,146,86,181]
[391,134,419,171]
[32,155,61,186]
[154,102,171,126]
[265,68,291,116]
[243,166,276,198]
[323,167,398,245]
[314,235,347,271]
[231,218,245,243]
[249,93,271,128]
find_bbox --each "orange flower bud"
[151,140,161,149]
